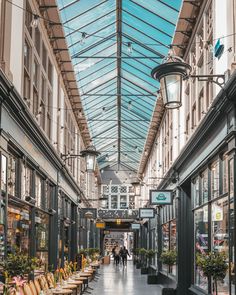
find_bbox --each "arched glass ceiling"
[58,0,182,172]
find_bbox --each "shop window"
[35,210,49,267]
[211,161,219,199]
[35,174,42,208]
[229,159,235,292]
[193,177,200,207]
[194,206,208,291]
[1,155,7,194]
[45,182,53,210]
[223,155,228,194]
[21,164,33,200]
[211,197,229,293]
[170,220,177,275]
[8,155,17,197]
[7,204,30,254]
[201,169,208,204]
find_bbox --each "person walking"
[114,246,120,266]
[120,246,130,267]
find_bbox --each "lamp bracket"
[61,153,82,161]
[189,74,225,89]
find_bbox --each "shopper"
[120,246,130,266]
[114,246,120,265]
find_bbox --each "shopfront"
[192,154,234,295]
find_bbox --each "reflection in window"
[162,223,169,273]
[211,197,229,294]
[223,155,228,194]
[35,210,49,267]
[211,161,219,199]
[120,195,127,208]
[35,175,42,208]
[1,155,7,193]
[201,169,208,204]
[8,155,16,197]
[194,206,208,291]
[7,204,30,254]
[193,177,200,207]
[22,165,32,200]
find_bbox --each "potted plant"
[139,248,148,274]
[146,249,156,267]
[135,248,142,269]
[160,250,177,276]
[196,251,228,295]
[1,253,40,279]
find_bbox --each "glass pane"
[8,155,16,197]
[7,204,30,254]
[194,206,208,291]
[170,220,177,276]
[111,195,118,209]
[201,169,208,204]
[211,161,219,199]
[35,210,49,268]
[1,155,7,193]
[211,197,229,294]
[162,223,169,273]
[193,177,200,207]
[35,175,42,208]
[223,155,228,194]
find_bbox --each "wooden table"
[51,288,73,294]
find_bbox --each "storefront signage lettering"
[149,190,172,205]
[139,208,155,218]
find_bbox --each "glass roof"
[58,0,182,172]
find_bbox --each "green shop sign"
[149,190,172,205]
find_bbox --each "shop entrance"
[103,231,134,259]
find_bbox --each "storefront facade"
[155,72,236,294]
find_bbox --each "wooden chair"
[34,278,42,295]
[46,272,55,288]
[29,281,38,295]
[38,275,49,291]
[23,283,34,295]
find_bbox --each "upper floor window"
[21,164,33,200]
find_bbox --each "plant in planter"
[146,249,156,267]
[1,253,40,278]
[160,250,177,276]
[139,248,148,274]
[196,251,228,295]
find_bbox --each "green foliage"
[146,249,156,259]
[196,252,228,281]
[1,253,40,277]
[160,250,177,266]
[133,248,140,255]
[139,248,148,256]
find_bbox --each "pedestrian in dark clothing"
[120,246,130,266]
[114,246,120,265]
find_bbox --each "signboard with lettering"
[139,208,155,218]
[96,222,106,229]
[149,190,172,205]
[131,223,141,230]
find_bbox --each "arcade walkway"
[90,261,162,295]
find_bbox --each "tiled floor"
[89,261,162,295]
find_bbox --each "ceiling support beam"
[117,0,122,168]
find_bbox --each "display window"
[193,155,234,294]
[35,210,49,267]
[7,204,30,254]
[194,206,208,291]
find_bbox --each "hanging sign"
[131,223,141,230]
[139,208,155,218]
[96,222,106,229]
[149,190,172,205]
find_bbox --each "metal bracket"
[189,74,225,89]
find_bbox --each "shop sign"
[149,190,172,205]
[131,223,140,230]
[139,208,155,218]
[96,222,105,229]
[212,204,223,221]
